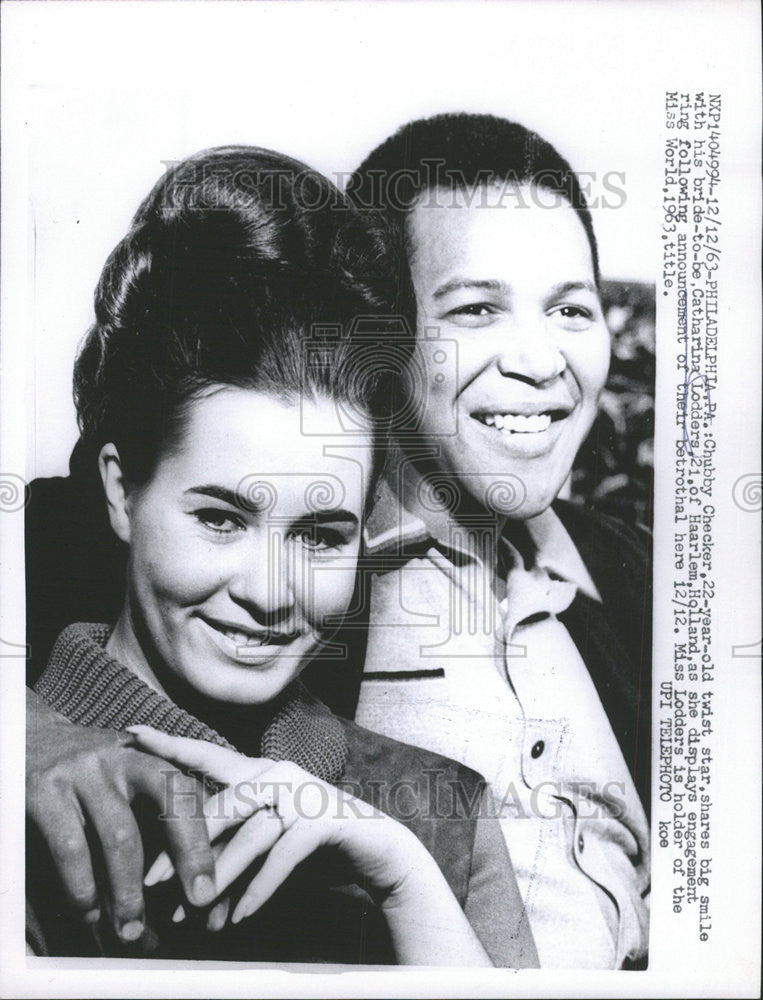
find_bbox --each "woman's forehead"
[155,386,374,511]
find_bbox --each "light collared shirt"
[356,459,650,969]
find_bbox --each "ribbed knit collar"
[36,623,348,784]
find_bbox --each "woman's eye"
[195,509,245,535]
[289,524,347,552]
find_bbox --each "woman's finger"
[143,776,270,887]
[144,851,175,887]
[231,824,323,924]
[207,896,230,932]
[142,755,333,906]
[211,807,286,895]
[202,779,268,842]
[124,726,259,784]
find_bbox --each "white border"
[2,2,760,997]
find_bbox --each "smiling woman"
[25,145,537,967]
[103,389,370,707]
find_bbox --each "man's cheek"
[586,334,612,393]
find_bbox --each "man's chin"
[453,469,559,521]
[483,491,554,521]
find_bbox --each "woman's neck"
[105,603,281,754]
[106,607,170,699]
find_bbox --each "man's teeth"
[482,412,552,433]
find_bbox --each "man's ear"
[98,443,132,544]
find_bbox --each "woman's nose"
[227,530,296,624]
[494,319,566,385]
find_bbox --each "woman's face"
[109,387,373,705]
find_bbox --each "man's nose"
[227,528,296,624]
[494,319,566,384]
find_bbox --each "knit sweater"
[30,623,538,966]
[29,623,383,962]
[36,622,348,784]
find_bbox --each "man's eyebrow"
[547,280,599,297]
[184,485,359,523]
[432,278,509,300]
[432,277,599,301]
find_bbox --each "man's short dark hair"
[348,112,600,321]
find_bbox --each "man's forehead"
[412,181,525,213]
[406,186,595,283]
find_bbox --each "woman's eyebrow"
[432,277,510,300]
[184,486,359,524]
[184,485,251,508]
[298,510,359,525]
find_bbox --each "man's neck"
[394,442,537,564]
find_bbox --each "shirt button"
[577,833,585,853]
[531,740,545,759]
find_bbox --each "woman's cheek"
[304,559,359,629]
[138,527,224,606]
[166,550,227,604]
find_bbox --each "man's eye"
[195,509,245,535]
[453,303,493,315]
[443,302,498,326]
[448,302,496,317]
[550,304,594,328]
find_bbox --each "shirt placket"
[498,555,624,966]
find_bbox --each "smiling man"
[402,181,610,520]
[347,114,651,969]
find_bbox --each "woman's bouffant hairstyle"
[73,146,401,487]
[347,112,601,322]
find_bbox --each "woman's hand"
[126,726,492,966]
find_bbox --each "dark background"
[572,280,655,529]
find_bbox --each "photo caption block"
[658,90,721,945]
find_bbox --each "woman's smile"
[105,387,373,705]
[195,613,314,670]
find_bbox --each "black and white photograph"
[1,1,759,997]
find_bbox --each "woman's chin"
[168,636,318,707]
[177,661,300,706]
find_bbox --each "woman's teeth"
[221,626,274,647]
[481,412,552,433]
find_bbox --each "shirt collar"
[365,444,601,603]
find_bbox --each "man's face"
[405,184,610,520]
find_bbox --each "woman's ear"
[98,443,132,544]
